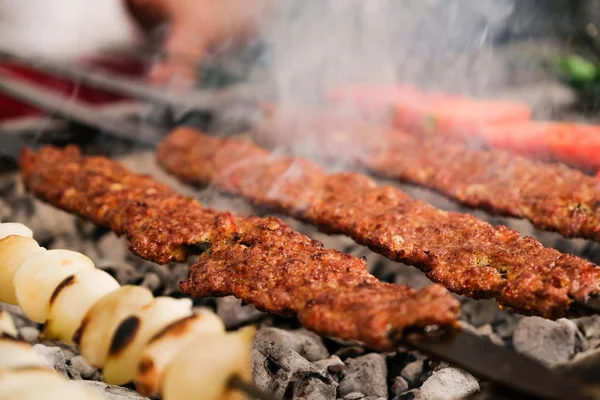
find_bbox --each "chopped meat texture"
[157,128,600,318]
[20,145,221,264]
[19,145,459,350]
[257,109,600,243]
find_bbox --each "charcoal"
[292,376,337,400]
[1,303,29,328]
[252,329,333,398]
[71,355,100,380]
[18,200,77,243]
[97,232,129,262]
[394,389,419,400]
[391,376,410,395]
[96,260,140,285]
[574,316,600,339]
[216,296,265,328]
[344,392,367,400]
[32,344,82,380]
[314,355,346,375]
[80,381,150,400]
[50,236,101,263]
[460,299,507,327]
[335,345,366,359]
[19,326,40,342]
[400,360,424,385]
[513,317,586,366]
[0,198,11,221]
[416,367,479,400]
[338,353,387,398]
[138,272,162,294]
[256,327,329,362]
[458,321,505,347]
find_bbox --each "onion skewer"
[0,310,104,399]
[0,221,278,400]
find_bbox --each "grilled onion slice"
[0,367,65,397]
[103,297,193,385]
[13,249,95,323]
[135,309,226,396]
[162,326,256,400]
[0,339,46,370]
[78,285,154,368]
[0,235,45,304]
[1,379,104,400]
[42,268,120,343]
[0,223,33,240]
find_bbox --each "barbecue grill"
[1,28,600,400]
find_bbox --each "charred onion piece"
[136,310,225,396]
[0,312,102,400]
[13,249,95,323]
[19,145,459,351]
[78,285,154,368]
[156,128,600,319]
[0,235,44,304]
[0,222,274,400]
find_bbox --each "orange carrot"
[482,121,600,171]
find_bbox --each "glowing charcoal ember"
[0,223,33,240]
[42,268,120,343]
[102,297,194,385]
[13,249,95,323]
[162,326,256,400]
[78,285,154,368]
[0,235,45,304]
[135,310,226,396]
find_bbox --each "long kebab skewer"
[18,144,460,352]
[3,77,594,399]
[0,222,274,400]
[18,145,596,400]
[252,109,600,243]
[156,128,600,319]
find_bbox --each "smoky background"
[199,1,596,108]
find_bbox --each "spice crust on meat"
[157,127,600,319]
[19,145,459,350]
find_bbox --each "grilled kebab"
[157,128,600,319]
[19,145,459,351]
[252,109,600,243]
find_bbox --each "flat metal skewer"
[401,327,591,400]
[0,65,596,400]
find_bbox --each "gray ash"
[1,150,599,400]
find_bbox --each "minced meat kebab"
[255,109,600,243]
[19,145,459,351]
[157,128,600,319]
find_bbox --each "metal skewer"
[0,63,597,400]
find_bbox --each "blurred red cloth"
[0,57,147,121]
